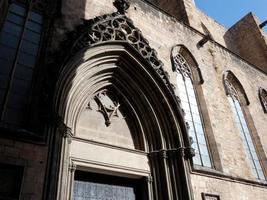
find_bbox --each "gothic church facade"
[0,0,267,199]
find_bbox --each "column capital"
[69,162,76,173]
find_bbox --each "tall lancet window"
[172,47,212,168]
[0,1,44,126]
[224,71,265,180]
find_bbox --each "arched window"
[259,87,267,113]
[172,45,212,168]
[223,71,266,180]
[0,0,44,126]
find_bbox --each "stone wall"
[191,173,267,200]
[0,138,48,200]
[54,0,267,198]
[180,0,229,47]
[225,13,267,73]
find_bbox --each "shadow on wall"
[223,13,267,72]
[43,0,88,199]
[50,0,89,50]
[223,31,240,55]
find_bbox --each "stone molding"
[148,147,195,160]
[223,70,250,106]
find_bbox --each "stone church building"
[0,0,267,199]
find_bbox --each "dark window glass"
[17,52,36,68]
[7,13,25,25]
[0,2,43,126]
[0,163,24,200]
[2,21,23,36]
[29,12,43,23]
[0,45,17,60]
[20,40,39,55]
[0,59,13,75]
[24,29,41,44]
[10,3,26,16]
[0,32,20,48]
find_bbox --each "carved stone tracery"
[223,71,249,105]
[71,14,164,74]
[173,53,192,78]
[63,0,172,91]
[224,78,239,101]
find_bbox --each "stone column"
[148,149,174,200]
[146,175,153,200]
[57,121,73,200]
[68,162,76,200]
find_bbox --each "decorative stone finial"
[113,0,130,14]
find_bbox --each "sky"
[195,0,267,32]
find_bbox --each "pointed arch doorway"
[46,2,194,199]
[50,42,194,200]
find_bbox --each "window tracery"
[173,53,192,78]
[224,78,239,101]
[224,71,265,180]
[173,51,212,168]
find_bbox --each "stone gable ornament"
[43,0,180,124]
[62,0,172,93]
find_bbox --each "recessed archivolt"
[54,43,188,152]
[50,1,181,149]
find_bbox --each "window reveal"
[174,53,212,168]
[225,77,265,180]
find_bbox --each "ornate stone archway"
[44,1,194,200]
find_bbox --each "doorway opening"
[73,171,148,200]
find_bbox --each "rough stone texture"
[76,93,136,149]
[0,139,47,200]
[225,13,267,73]
[191,174,267,200]
[155,0,190,24]
[180,0,229,46]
